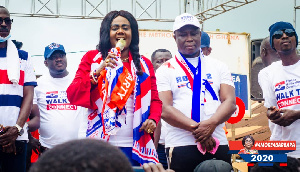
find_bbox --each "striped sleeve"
[23,53,37,87]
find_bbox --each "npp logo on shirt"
[46,91,77,110]
[275,81,286,92]
[46,91,58,98]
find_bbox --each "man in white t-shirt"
[34,43,85,150]
[156,13,236,172]
[258,37,281,141]
[151,49,172,169]
[260,21,300,158]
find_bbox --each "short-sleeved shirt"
[0,47,37,141]
[34,73,85,148]
[260,60,300,158]
[156,53,234,148]
[258,62,283,141]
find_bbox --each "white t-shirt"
[108,95,135,147]
[78,94,135,147]
[258,61,282,141]
[156,53,234,148]
[260,60,300,158]
[34,73,85,148]
[159,119,168,144]
[158,57,198,145]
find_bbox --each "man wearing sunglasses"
[0,6,37,171]
[260,21,300,159]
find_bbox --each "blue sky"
[6,0,300,55]
[2,0,299,74]
[137,0,299,40]
[203,0,299,39]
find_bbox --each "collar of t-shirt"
[185,57,199,68]
[0,47,7,58]
[282,59,300,71]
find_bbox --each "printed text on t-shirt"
[46,91,77,110]
[275,79,300,108]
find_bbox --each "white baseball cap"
[173,13,201,32]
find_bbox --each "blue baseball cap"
[269,21,298,50]
[201,31,210,48]
[44,43,66,59]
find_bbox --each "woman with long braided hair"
[67,10,162,165]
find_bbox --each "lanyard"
[175,52,218,122]
[175,53,201,122]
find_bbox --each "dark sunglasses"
[273,29,296,39]
[0,18,13,25]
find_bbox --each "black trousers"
[166,145,231,172]
[157,144,168,169]
[0,140,27,172]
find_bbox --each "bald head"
[0,6,10,16]
[260,37,280,67]
[0,6,11,39]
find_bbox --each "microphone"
[116,38,126,51]
[110,38,126,64]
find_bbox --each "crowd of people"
[0,4,300,172]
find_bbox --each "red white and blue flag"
[46,91,58,98]
[86,49,158,164]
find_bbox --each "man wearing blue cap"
[33,43,85,152]
[201,31,212,56]
[261,21,300,158]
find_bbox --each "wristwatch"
[15,124,24,136]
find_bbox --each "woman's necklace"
[121,57,129,62]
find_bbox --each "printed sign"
[227,97,245,124]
